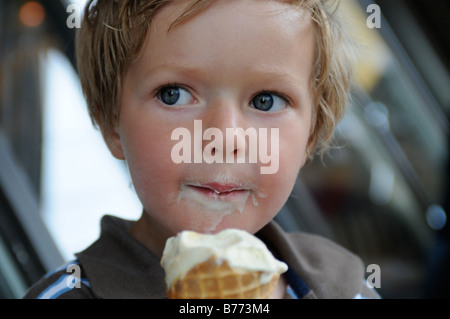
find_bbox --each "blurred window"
[280,0,449,298]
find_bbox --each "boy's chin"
[175,207,263,236]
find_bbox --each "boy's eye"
[158,86,194,106]
[251,92,288,112]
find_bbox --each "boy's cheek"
[118,121,176,166]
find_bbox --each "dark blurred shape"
[424,137,450,299]
[375,0,450,118]
[0,0,69,298]
[372,0,450,299]
[407,0,450,73]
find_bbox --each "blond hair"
[76,0,354,157]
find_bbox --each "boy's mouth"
[172,172,267,218]
[171,174,267,232]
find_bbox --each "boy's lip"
[198,183,245,194]
[183,182,251,198]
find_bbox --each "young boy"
[24,0,378,299]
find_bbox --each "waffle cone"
[166,257,279,299]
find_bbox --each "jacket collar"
[77,215,364,299]
[76,215,167,298]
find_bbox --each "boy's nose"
[200,99,247,162]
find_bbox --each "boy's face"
[108,0,315,242]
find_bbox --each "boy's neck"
[129,211,170,258]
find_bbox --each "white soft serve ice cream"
[160,229,288,289]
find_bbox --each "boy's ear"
[301,139,314,167]
[301,153,308,167]
[101,126,126,160]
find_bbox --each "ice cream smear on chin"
[172,177,267,232]
[160,229,288,289]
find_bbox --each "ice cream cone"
[166,257,280,299]
[161,229,287,299]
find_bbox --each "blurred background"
[0,0,448,299]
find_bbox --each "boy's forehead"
[133,0,314,70]
[157,0,311,28]
[123,0,316,90]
